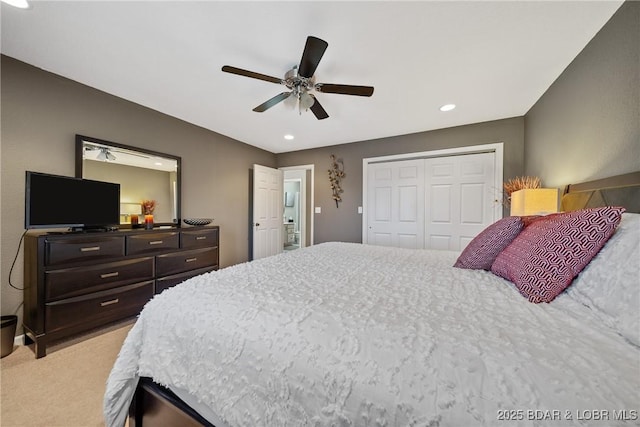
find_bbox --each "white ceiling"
[1,1,623,154]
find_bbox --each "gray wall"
[1,55,276,320]
[277,117,524,244]
[525,1,639,188]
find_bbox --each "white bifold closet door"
[367,159,425,248]
[367,152,495,251]
[424,153,495,250]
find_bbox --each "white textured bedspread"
[104,242,639,427]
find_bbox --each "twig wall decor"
[328,154,345,208]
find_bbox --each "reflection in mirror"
[75,135,181,227]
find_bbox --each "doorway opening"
[281,165,314,251]
[283,179,301,251]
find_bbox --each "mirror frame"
[75,134,182,228]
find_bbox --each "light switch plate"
[358,206,363,214]
[314,207,321,214]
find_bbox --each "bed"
[104,173,640,427]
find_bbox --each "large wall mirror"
[75,135,181,227]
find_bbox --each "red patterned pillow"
[491,206,625,303]
[520,215,541,227]
[454,217,524,270]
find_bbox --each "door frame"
[279,164,315,246]
[362,143,504,244]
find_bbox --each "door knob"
[255,223,260,227]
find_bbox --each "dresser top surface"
[27,225,218,240]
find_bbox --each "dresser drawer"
[156,247,218,277]
[45,236,125,266]
[45,281,154,333]
[181,228,218,249]
[45,257,154,301]
[126,232,179,255]
[155,266,217,294]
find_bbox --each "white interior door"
[253,164,283,260]
[367,159,425,248]
[424,152,495,250]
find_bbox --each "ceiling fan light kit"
[222,36,374,120]
[95,147,116,161]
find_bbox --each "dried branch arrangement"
[141,199,157,215]
[502,176,541,206]
[328,154,345,208]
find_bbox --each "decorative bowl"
[183,218,213,226]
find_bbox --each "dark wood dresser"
[23,226,219,358]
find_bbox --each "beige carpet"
[0,320,134,427]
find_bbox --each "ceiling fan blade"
[253,92,292,112]
[309,95,329,120]
[315,83,374,97]
[222,65,283,84]
[298,36,328,78]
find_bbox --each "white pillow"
[566,212,640,346]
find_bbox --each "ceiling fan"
[83,144,150,161]
[222,36,374,120]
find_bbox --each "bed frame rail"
[129,377,215,427]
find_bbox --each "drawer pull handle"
[149,241,164,245]
[100,272,119,279]
[196,236,207,240]
[100,298,119,307]
[80,246,100,252]
[185,258,198,263]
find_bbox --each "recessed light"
[1,0,30,8]
[284,134,294,140]
[440,104,456,112]
[154,162,163,166]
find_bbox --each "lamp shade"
[510,188,558,216]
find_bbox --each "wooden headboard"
[562,171,640,213]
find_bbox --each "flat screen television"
[25,171,120,230]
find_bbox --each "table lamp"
[510,188,559,216]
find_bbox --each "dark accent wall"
[525,1,639,188]
[1,56,276,320]
[277,117,525,244]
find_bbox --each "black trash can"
[1,315,18,358]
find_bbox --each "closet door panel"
[398,186,418,222]
[425,152,495,251]
[457,153,495,248]
[460,183,485,224]
[428,235,452,250]
[430,184,453,223]
[374,187,392,221]
[367,160,424,249]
